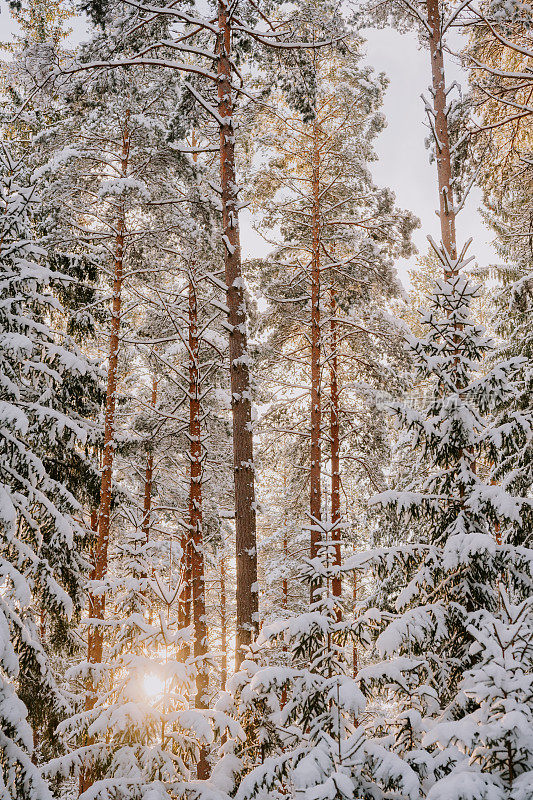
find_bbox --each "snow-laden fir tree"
[213,521,420,800]
[0,2,107,780]
[424,587,533,800]
[481,193,533,549]
[458,0,533,550]
[0,139,99,796]
[47,525,218,800]
[350,238,533,795]
[465,95,533,550]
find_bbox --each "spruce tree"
[424,587,533,800]
[352,239,532,793]
[49,527,216,800]
[0,139,96,797]
[219,525,420,800]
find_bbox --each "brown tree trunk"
[141,376,157,625]
[426,0,457,268]
[81,113,130,796]
[80,508,101,796]
[352,573,358,678]
[310,121,322,563]
[330,286,341,606]
[90,111,131,671]
[179,533,192,630]
[426,0,474,483]
[217,0,258,666]
[219,551,228,692]
[188,272,210,779]
[280,517,289,708]
[142,376,157,549]
[282,525,288,612]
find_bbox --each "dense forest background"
[0,0,531,798]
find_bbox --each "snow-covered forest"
[0,0,531,797]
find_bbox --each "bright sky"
[362,27,497,287]
[233,26,498,289]
[0,1,497,290]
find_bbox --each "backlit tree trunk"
[426,0,457,268]
[330,285,341,604]
[352,574,358,677]
[217,0,258,665]
[310,121,322,563]
[219,551,228,691]
[179,535,192,630]
[79,508,102,795]
[91,110,130,664]
[282,526,288,612]
[142,375,157,549]
[81,109,130,797]
[188,271,209,778]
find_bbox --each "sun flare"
[142,673,165,699]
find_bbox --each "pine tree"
[250,24,416,602]
[38,22,199,781]
[75,0,333,665]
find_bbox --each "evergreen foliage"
[0,139,94,797]
[351,240,532,793]
[224,526,420,800]
[425,588,533,800]
[0,2,531,799]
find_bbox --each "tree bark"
[79,508,100,796]
[330,285,341,605]
[310,121,322,563]
[90,110,131,667]
[179,533,192,630]
[352,573,358,678]
[188,272,210,779]
[426,0,458,268]
[217,0,258,666]
[282,525,288,612]
[81,109,130,798]
[142,376,157,550]
[219,551,228,692]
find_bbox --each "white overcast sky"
[0,2,497,288]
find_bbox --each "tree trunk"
[280,516,288,707]
[90,111,131,673]
[81,113,130,796]
[426,0,457,268]
[142,376,157,550]
[179,533,192,630]
[188,272,210,779]
[217,0,258,666]
[219,551,228,692]
[282,525,288,612]
[80,508,101,796]
[141,375,157,625]
[352,573,358,678]
[310,121,322,563]
[330,286,341,605]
